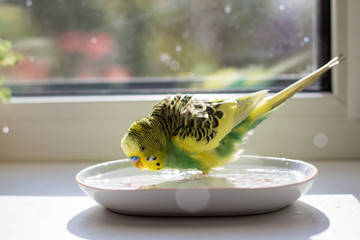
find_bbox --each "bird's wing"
[168,92,267,153]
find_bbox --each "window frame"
[0,0,359,162]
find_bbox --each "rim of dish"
[75,155,319,191]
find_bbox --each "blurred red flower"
[58,31,84,53]
[3,57,52,81]
[58,31,116,60]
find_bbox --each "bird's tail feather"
[267,54,345,109]
[216,54,345,158]
[231,90,268,128]
[249,54,345,120]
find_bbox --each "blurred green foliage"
[0,38,22,102]
[0,0,314,93]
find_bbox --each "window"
[1,0,359,162]
[1,0,330,95]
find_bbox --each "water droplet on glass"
[26,0,33,7]
[304,36,310,43]
[224,4,232,14]
[160,53,171,65]
[279,4,286,11]
[90,37,98,44]
[175,45,182,52]
[2,126,10,134]
[170,60,180,71]
[314,133,329,148]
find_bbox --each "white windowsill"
[1,92,359,161]
[0,159,359,240]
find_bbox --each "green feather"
[215,109,275,158]
[164,143,202,170]
[163,108,277,172]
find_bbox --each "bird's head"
[121,120,165,171]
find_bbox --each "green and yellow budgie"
[121,55,344,173]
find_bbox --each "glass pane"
[0,0,320,95]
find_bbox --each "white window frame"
[0,0,359,161]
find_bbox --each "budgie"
[121,55,344,173]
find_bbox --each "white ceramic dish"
[76,155,318,216]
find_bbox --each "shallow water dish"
[76,155,318,216]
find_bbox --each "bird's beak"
[129,155,144,170]
[132,160,144,170]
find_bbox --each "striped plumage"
[121,55,344,173]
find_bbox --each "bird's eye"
[140,146,146,152]
[130,156,140,162]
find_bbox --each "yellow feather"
[172,90,267,153]
[192,148,240,173]
[172,100,236,152]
